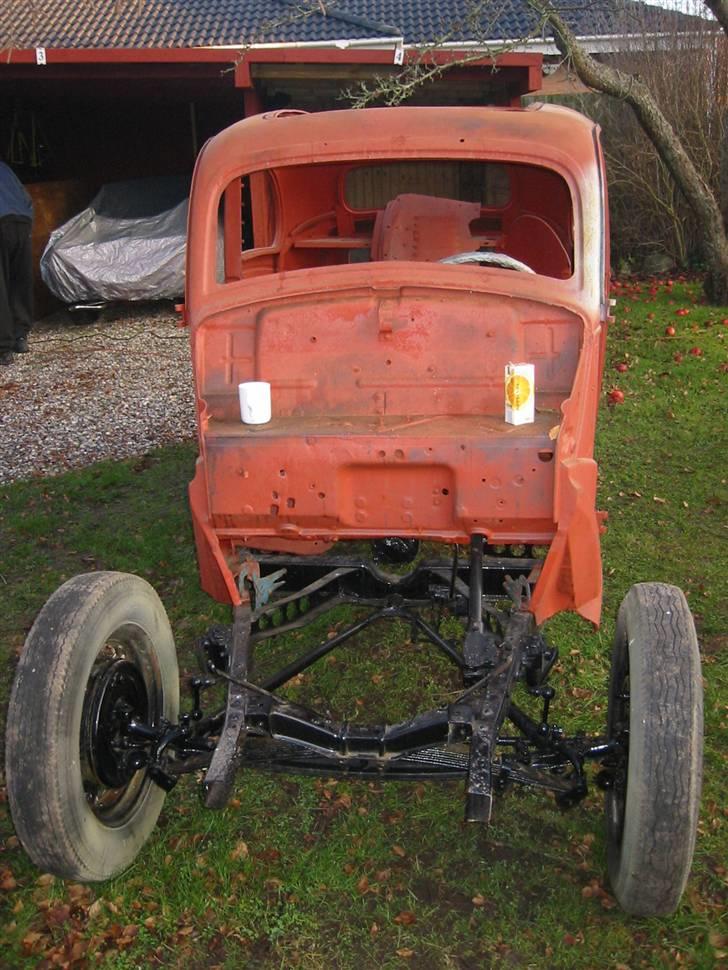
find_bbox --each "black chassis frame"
[117,536,618,820]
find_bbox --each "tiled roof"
[0,0,700,50]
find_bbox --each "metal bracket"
[203,602,252,808]
[464,609,533,823]
[252,567,287,607]
[504,573,532,608]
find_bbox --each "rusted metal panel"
[186,104,609,625]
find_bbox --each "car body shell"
[184,104,610,626]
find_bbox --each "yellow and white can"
[504,363,535,425]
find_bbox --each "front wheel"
[605,582,702,916]
[5,572,179,881]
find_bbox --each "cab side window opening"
[217,172,277,283]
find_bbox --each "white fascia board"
[204,29,713,57]
[434,31,710,54]
[204,37,404,51]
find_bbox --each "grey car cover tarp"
[40,176,190,303]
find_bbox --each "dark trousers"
[0,215,33,350]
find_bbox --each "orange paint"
[185,105,610,624]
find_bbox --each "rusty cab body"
[186,104,609,628]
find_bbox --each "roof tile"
[0,0,701,51]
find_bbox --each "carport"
[1,43,541,312]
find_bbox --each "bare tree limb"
[703,0,728,36]
[531,0,728,302]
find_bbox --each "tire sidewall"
[605,582,703,916]
[606,588,650,899]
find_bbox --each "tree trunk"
[533,3,728,304]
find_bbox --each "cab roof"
[198,104,601,186]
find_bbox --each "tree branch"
[703,0,728,36]
[530,0,728,300]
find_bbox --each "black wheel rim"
[606,637,630,849]
[80,629,161,824]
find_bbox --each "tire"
[605,582,703,916]
[5,572,179,882]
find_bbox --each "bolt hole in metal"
[80,628,159,825]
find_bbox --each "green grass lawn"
[0,280,726,969]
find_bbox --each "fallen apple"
[607,388,625,405]
[665,325,676,336]
[615,362,629,372]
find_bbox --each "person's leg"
[8,217,33,349]
[0,216,16,354]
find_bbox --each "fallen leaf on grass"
[67,883,91,903]
[0,870,17,890]
[396,948,414,959]
[391,845,406,858]
[393,911,416,925]
[87,899,104,920]
[230,840,249,861]
[21,931,45,954]
[472,894,487,907]
[45,903,72,926]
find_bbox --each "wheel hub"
[83,658,149,789]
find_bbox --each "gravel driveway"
[0,303,197,485]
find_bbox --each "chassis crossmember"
[117,538,617,818]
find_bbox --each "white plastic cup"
[238,381,271,424]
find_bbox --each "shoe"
[0,351,14,366]
[14,336,29,353]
